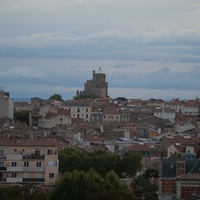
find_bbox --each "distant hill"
[12,98,31,102]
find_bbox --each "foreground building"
[0,138,59,186]
[159,157,200,199]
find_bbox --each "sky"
[0,0,200,101]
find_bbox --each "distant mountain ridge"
[12,97,31,102]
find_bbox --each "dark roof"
[63,100,92,107]
[161,158,200,178]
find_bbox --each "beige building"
[38,111,71,129]
[0,90,14,120]
[103,106,120,122]
[0,138,59,186]
[63,100,92,122]
[29,103,58,127]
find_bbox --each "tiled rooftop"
[0,138,57,146]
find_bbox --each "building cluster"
[0,70,200,199]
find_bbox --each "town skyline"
[1,1,200,100]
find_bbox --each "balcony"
[23,167,44,172]
[6,177,22,183]
[7,166,23,172]
[7,154,22,160]
[0,156,6,160]
[0,167,6,171]
[23,154,44,160]
[23,178,45,183]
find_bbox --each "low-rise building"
[0,138,59,186]
[63,100,92,122]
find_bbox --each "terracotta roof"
[125,143,151,151]
[44,113,58,119]
[103,107,120,114]
[184,100,198,107]
[0,138,57,146]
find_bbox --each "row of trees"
[59,148,142,178]
[0,184,48,200]
[0,171,158,200]
[55,148,159,199]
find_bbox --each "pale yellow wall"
[0,142,58,186]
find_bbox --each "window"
[48,161,54,166]
[115,145,119,151]
[12,162,17,167]
[49,173,54,178]
[86,114,88,118]
[36,162,41,167]
[24,162,29,167]
[47,150,53,155]
[12,173,17,178]
[86,108,88,112]
[0,162,4,167]
[35,150,40,156]
[0,150,3,156]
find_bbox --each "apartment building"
[0,138,59,186]
[38,110,71,129]
[165,99,199,116]
[29,102,58,127]
[154,107,176,123]
[63,100,92,122]
[103,106,120,122]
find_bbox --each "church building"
[76,68,108,98]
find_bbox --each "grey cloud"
[0,29,200,63]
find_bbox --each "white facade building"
[154,108,176,123]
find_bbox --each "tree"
[115,97,128,102]
[121,152,142,178]
[14,109,30,125]
[0,185,48,200]
[170,151,182,158]
[49,94,63,101]
[58,148,143,178]
[90,190,136,200]
[131,175,158,200]
[144,168,159,179]
[49,169,135,200]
